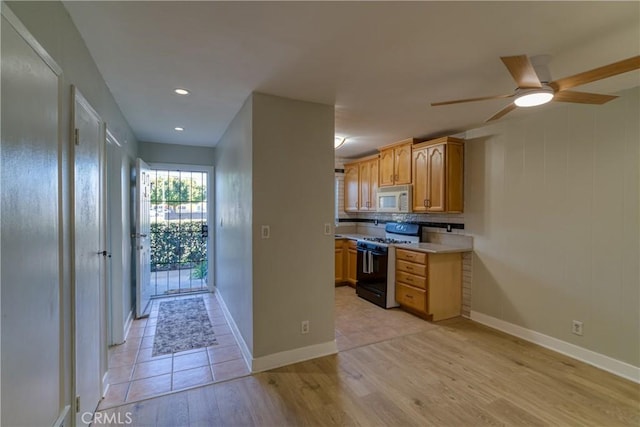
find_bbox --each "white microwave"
[376,185,412,213]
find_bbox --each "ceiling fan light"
[334,136,346,149]
[514,87,555,107]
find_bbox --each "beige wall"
[215,93,335,363]
[251,93,335,358]
[139,141,215,166]
[465,87,639,367]
[215,96,255,353]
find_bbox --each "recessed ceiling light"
[514,85,554,107]
[174,127,184,131]
[174,88,190,95]
[334,136,346,149]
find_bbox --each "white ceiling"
[63,1,640,158]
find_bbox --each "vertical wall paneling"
[466,88,640,369]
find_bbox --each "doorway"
[147,165,213,297]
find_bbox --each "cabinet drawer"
[335,239,345,249]
[396,259,427,276]
[395,249,426,264]
[396,270,427,289]
[396,283,426,312]
[348,240,357,249]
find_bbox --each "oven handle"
[371,251,374,274]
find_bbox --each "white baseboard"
[214,290,253,373]
[251,340,338,373]
[102,372,109,397]
[470,311,640,383]
[123,309,133,341]
[215,291,338,373]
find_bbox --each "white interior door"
[72,86,105,426]
[1,9,63,426]
[136,158,152,317]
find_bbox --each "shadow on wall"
[464,134,494,237]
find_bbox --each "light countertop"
[336,235,472,254]
[334,234,370,241]
[393,242,472,254]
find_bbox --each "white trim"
[251,340,338,373]
[52,405,71,427]
[215,291,253,372]
[123,309,133,341]
[470,311,640,383]
[1,3,63,76]
[101,372,109,397]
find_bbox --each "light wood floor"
[98,288,639,426]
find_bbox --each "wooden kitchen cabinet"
[343,163,359,212]
[395,248,462,321]
[358,158,379,211]
[343,155,378,213]
[335,239,346,285]
[347,240,358,287]
[379,139,415,187]
[412,137,464,213]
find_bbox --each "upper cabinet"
[412,137,464,213]
[359,157,379,211]
[379,139,416,187]
[342,136,464,214]
[343,162,359,212]
[344,155,379,212]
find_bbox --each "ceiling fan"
[431,55,640,122]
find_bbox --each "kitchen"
[334,136,473,322]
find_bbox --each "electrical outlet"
[572,320,583,336]
[301,320,310,334]
[324,223,332,235]
[261,225,270,239]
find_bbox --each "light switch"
[261,225,270,239]
[324,223,332,235]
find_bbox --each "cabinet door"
[426,144,446,212]
[347,247,358,286]
[359,161,371,211]
[335,247,344,283]
[379,149,395,187]
[394,143,412,184]
[369,159,379,210]
[412,147,429,212]
[344,164,359,212]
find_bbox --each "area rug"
[152,297,217,356]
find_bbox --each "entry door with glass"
[148,167,210,296]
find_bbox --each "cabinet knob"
[406,294,413,299]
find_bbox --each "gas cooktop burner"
[363,237,413,244]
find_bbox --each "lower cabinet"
[347,240,358,287]
[335,239,345,285]
[395,248,462,321]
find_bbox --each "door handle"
[97,250,112,258]
[131,233,148,238]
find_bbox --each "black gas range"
[355,222,421,308]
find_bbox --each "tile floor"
[101,286,439,410]
[99,292,249,410]
[334,285,437,351]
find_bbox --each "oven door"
[356,246,388,283]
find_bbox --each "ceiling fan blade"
[550,56,640,92]
[553,90,618,105]
[501,55,542,88]
[431,93,513,106]
[486,103,517,122]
